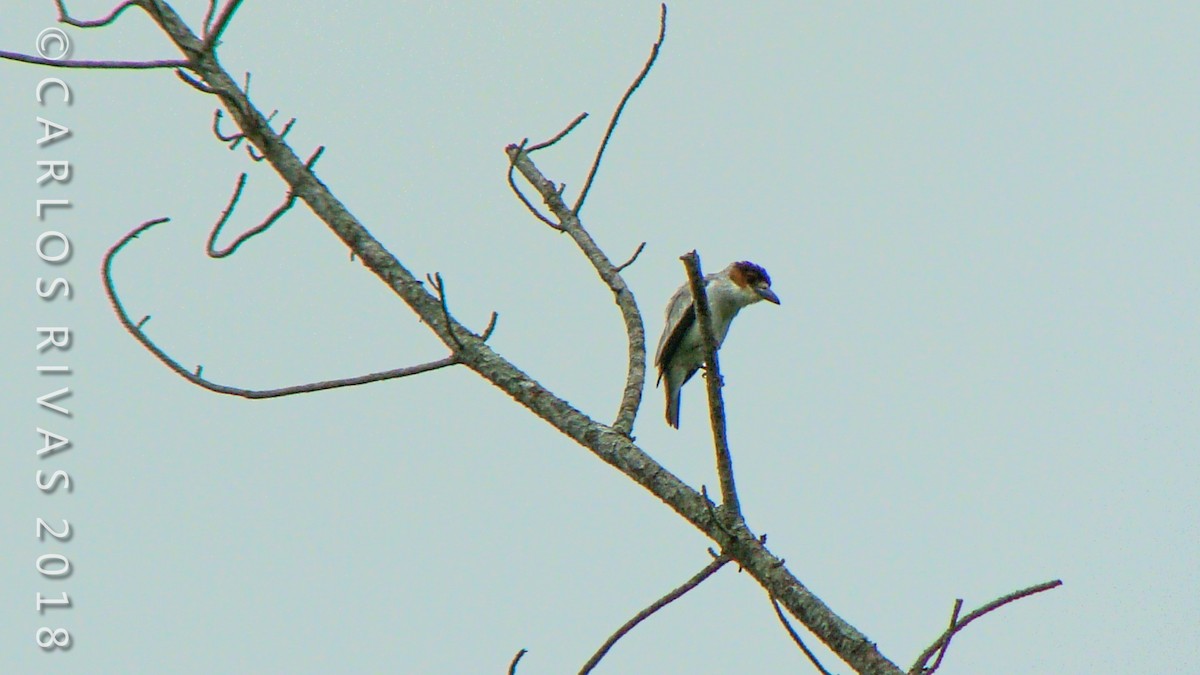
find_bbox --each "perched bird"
[655,260,780,428]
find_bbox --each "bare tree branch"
[0,49,187,69]
[53,0,140,28]
[102,217,463,398]
[528,112,589,152]
[212,108,244,144]
[908,580,1063,674]
[574,3,667,214]
[506,139,562,230]
[203,0,219,36]
[771,596,833,675]
[614,242,647,272]
[681,251,740,517]
[580,554,731,674]
[427,272,467,351]
[700,484,734,541]
[506,146,646,436]
[206,174,291,257]
[504,113,593,229]
[206,146,322,257]
[278,117,297,141]
[923,599,962,675]
[246,142,266,161]
[176,68,215,93]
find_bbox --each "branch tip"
[480,312,500,342]
[573,3,667,214]
[614,242,647,272]
[527,112,589,152]
[508,648,528,675]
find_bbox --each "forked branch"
[206,146,322,258]
[502,5,667,434]
[505,139,561,230]
[3,0,185,68]
[909,580,1063,674]
[506,145,647,434]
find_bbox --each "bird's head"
[727,260,780,305]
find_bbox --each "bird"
[654,260,780,428]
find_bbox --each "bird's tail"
[664,379,681,429]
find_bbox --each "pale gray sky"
[2,2,1197,673]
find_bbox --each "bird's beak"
[757,287,781,305]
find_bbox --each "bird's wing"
[654,283,697,375]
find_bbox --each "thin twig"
[176,69,215,93]
[414,274,498,345]
[614,242,646,272]
[212,109,244,144]
[508,648,527,675]
[681,251,740,517]
[102,218,460,398]
[579,553,730,674]
[53,0,140,28]
[279,118,297,141]
[426,273,465,351]
[0,50,188,69]
[771,596,833,675]
[573,3,667,214]
[428,270,502,348]
[479,312,500,342]
[908,580,1063,674]
[203,0,245,51]
[925,599,963,675]
[527,112,589,152]
[203,0,219,36]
